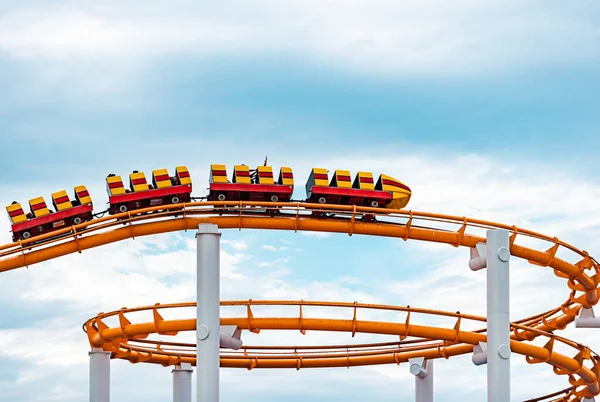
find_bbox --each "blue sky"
[2,58,600,180]
[1,1,600,401]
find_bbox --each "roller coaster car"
[305,169,411,209]
[5,186,94,242]
[106,166,192,214]
[207,164,294,203]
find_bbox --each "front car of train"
[375,174,411,209]
[306,168,411,210]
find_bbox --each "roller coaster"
[1,163,599,401]
[5,163,410,242]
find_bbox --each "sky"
[0,0,600,401]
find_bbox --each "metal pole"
[89,348,110,402]
[196,223,221,402]
[173,363,193,402]
[410,358,433,402]
[486,229,511,402]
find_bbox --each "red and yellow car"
[6,186,93,242]
[305,168,411,209]
[105,166,192,214]
[207,164,294,203]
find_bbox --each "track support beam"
[173,363,193,402]
[196,223,221,402]
[472,341,487,366]
[486,229,511,402]
[575,307,600,328]
[409,357,433,402]
[89,348,111,402]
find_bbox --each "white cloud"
[0,320,88,367]
[337,275,360,285]
[300,231,331,239]
[258,257,291,267]
[261,244,290,251]
[222,239,248,251]
[261,244,277,251]
[0,6,247,60]
[0,1,597,75]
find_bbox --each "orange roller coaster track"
[84,301,599,400]
[1,201,599,401]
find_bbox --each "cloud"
[0,6,247,60]
[0,1,597,75]
[258,257,291,267]
[300,231,331,239]
[261,244,290,251]
[261,244,277,251]
[222,239,248,251]
[337,275,360,285]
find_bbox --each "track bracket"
[469,242,487,271]
[575,307,600,328]
[408,357,429,378]
[472,341,487,366]
[220,325,243,350]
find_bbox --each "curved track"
[84,300,599,401]
[1,201,599,400]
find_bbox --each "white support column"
[89,348,110,402]
[196,223,221,402]
[409,358,433,402]
[173,363,193,402]
[486,229,511,402]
